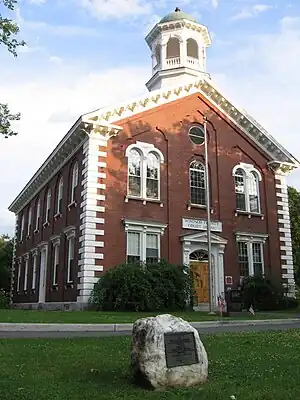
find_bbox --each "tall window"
[16,260,21,292]
[189,160,206,206]
[125,220,166,264]
[44,189,51,224]
[126,144,163,200]
[127,232,141,263]
[128,149,142,197]
[35,199,41,232]
[24,256,29,291]
[237,240,264,279]
[166,37,180,59]
[27,207,32,238]
[146,153,159,199]
[71,162,78,203]
[67,237,74,283]
[186,38,199,58]
[32,252,37,290]
[20,214,25,241]
[233,164,261,213]
[52,243,59,286]
[56,177,63,215]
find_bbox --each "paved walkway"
[1,318,300,338]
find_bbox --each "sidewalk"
[1,318,299,332]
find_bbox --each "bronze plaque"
[164,331,199,368]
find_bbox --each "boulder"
[131,314,208,390]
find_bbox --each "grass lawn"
[0,308,299,324]
[1,330,300,399]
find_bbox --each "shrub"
[0,289,10,309]
[240,276,299,311]
[89,260,193,312]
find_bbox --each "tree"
[288,186,300,286]
[0,235,13,291]
[0,0,25,137]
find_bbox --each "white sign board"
[182,218,222,232]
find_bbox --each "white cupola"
[145,7,212,92]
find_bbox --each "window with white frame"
[24,255,29,291]
[71,162,78,203]
[20,214,25,241]
[189,160,206,206]
[52,242,60,286]
[64,227,75,283]
[233,163,262,213]
[44,189,51,224]
[35,199,41,232]
[125,219,167,264]
[31,251,37,290]
[236,233,267,280]
[16,260,21,292]
[56,177,63,215]
[126,142,164,200]
[27,207,32,238]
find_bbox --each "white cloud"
[28,0,46,4]
[78,0,153,19]
[211,0,219,9]
[231,3,273,21]
[0,64,149,235]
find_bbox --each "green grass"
[1,330,300,399]
[0,308,299,324]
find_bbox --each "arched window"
[146,152,159,199]
[234,168,246,211]
[128,149,142,197]
[190,160,206,206]
[35,198,41,232]
[190,250,208,261]
[155,44,161,65]
[126,143,164,200]
[187,38,198,58]
[166,37,180,58]
[249,172,260,213]
[45,189,51,224]
[56,176,63,215]
[233,164,261,213]
[71,162,78,203]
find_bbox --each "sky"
[1,0,300,235]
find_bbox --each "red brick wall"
[13,146,84,304]
[102,93,281,286]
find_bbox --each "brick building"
[8,9,299,310]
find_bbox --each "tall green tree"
[0,235,13,291]
[288,186,300,286]
[0,0,25,137]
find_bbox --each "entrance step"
[193,303,209,312]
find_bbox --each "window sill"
[64,282,74,289]
[187,202,214,213]
[235,210,264,220]
[51,285,58,292]
[125,195,163,207]
[26,235,31,240]
[19,240,23,244]
[54,212,62,220]
[34,229,39,235]
[31,288,36,294]
[67,201,77,210]
[43,221,50,228]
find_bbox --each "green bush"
[241,276,299,311]
[0,289,10,309]
[89,260,193,312]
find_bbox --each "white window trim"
[124,219,167,263]
[35,199,41,232]
[56,177,63,216]
[125,141,164,201]
[233,163,262,214]
[50,235,61,286]
[236,232,268,278]
[64,226,76,283]
[16,258,21,292]
[44,189,51,224]
[189,160,206,207]
[71,162,78,203]
[20,214,25,241]
[27,207,32,238]
[24,254,29,291]
[31,248,38,290]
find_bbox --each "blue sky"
[1,0,300,235]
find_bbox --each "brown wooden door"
[190,261,209,304]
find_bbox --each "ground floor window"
[237,240,264,279]
[124,219,167,265]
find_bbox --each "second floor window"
[35,199,41,232]
[20,214,25,241]
[27,207,32,237]
[233,164,261,213]
[56,177,63,215]
[71,162,78,203]
[126,143,163,200]
[189,160,206,206]
[45,189,51,224]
